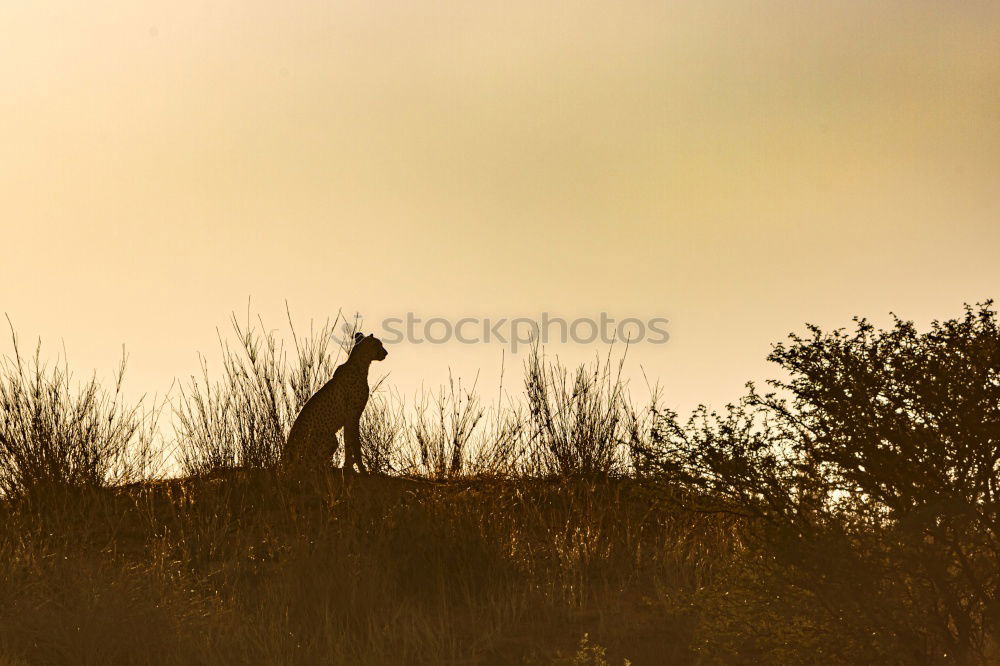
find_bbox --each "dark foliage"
[641,302,1000,664]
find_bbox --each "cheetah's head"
[352,332,389,362]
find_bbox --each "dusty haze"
[2,1,999,416]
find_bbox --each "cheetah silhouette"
[283,331,388,473]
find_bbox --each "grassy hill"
[2,302,998,664]
[0,471,741,665]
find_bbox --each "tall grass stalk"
[523,344,640,477]
[410,372,485,478]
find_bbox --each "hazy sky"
[2,1,999,416]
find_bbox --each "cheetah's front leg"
[321,431,342,468]
[343,419,367,474]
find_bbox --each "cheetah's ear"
[353,332,365,343]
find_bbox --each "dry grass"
[0,472,736,665]
[3,304,999,664]
[0,322,158,500]
[174,310,349,475]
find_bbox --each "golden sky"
[2,0,999,413]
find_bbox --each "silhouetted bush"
[642,302,1000,664]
